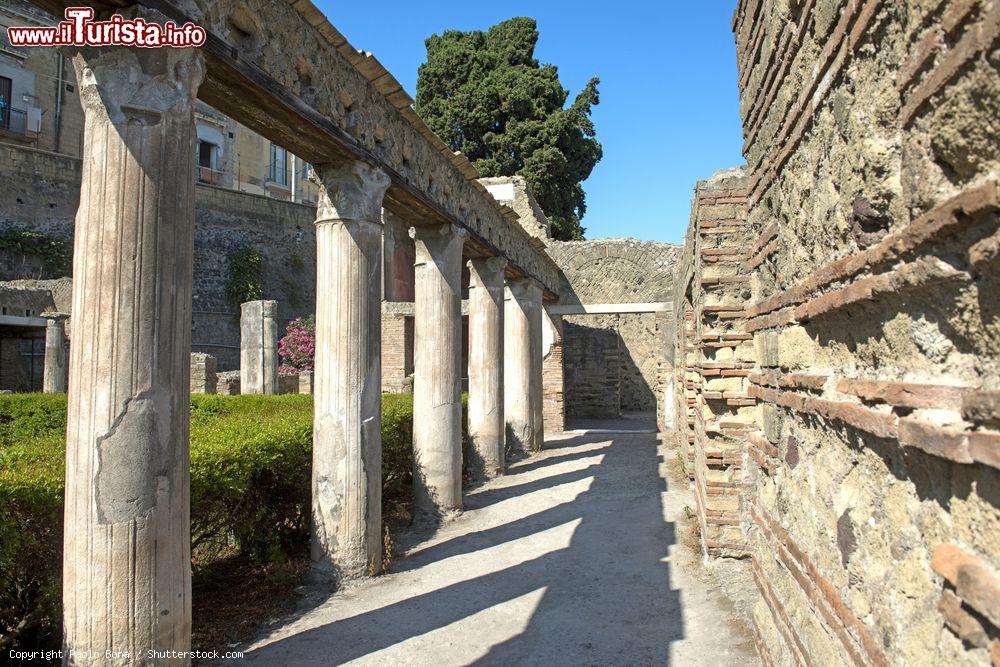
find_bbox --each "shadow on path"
[239,428,686,665]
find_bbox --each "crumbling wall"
[699,0,1000,665]
[673,169,755,557]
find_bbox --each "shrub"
[278,315,315,374]
[0,392,436,653]
[0,394,66,652]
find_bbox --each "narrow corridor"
[231,420,758,665]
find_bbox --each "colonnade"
[61,45,546,662]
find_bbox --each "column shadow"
[240,430,683,665]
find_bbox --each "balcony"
[197,165,225,186]
[0,106,40,141]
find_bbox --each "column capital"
[408,222,468,242]
[310,159,390,223]
[467,255,508,273]
[506,276,543,299]
[70,21,204,126]
[468,256,508,289]
[41,311,70,322]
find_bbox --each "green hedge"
[0,392,437,652]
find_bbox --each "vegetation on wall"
[0,228,72,278]
[415,17,603,241]
[224,245,263,311]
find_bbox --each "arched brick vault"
[548,239,681,305]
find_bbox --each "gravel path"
[227,425,759,666]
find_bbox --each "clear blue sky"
[315,0,744,244]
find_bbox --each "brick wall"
[674,2,1000,665]
[674,169,754,558]
[542,312,565,432]
[381,313,412,393]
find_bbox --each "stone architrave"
[467,256,507,479]
[309,160,390,582]
[41,312,68,393]
[61,36,204,661]
[505,277,544,453]
[240,299,278,394]
[411,223,467,518]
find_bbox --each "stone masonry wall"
[0,142,317,369]
[682,1,1000,665]
[548,239,680,421]
[674,169,755,558]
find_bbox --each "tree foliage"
[415,17,602,240]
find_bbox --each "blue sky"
[315,1,744,244]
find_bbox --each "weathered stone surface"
[310,160,390,582]
[60,32,204,661]
[505,278,543,453]
[56,0,561,296]
[298,370,314,395]
[190,352,218,394]
[240,300,279,395]
[41,312,67,393]
[717,1,1000,665]
[467,256,507,480]
[411,223,466,517]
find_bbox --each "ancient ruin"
[0,0,995,665]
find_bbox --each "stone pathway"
[227,423,758,666]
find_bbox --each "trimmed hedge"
[0,392,437,652]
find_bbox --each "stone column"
[532,301,545,447]
[505,278,544,453]
[309,160,390,582]
[467,256,507,479]
[411,223,467,518]
[61,39,204,662]
[240,299,278,394]
[189,352,218,394]
[41,312,68,393]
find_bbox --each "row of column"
[309,164,545,578]
[62,41,544,663]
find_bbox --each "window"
[0,76,12,129]
[196,140,222,184]
[268,144,288,186]
[301,160,311,178]
[197,140,218,169]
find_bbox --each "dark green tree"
[415,17,602,240]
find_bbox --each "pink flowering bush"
[278,315,315,375]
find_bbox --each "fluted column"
[467,256,507,479]
[411,223,467,518]
[41,312,68,393]
[240,299,278,394]
[62,37,204,664]
[309,160,390,583]
[505,277,544,453]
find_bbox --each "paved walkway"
[230,424,758,666]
